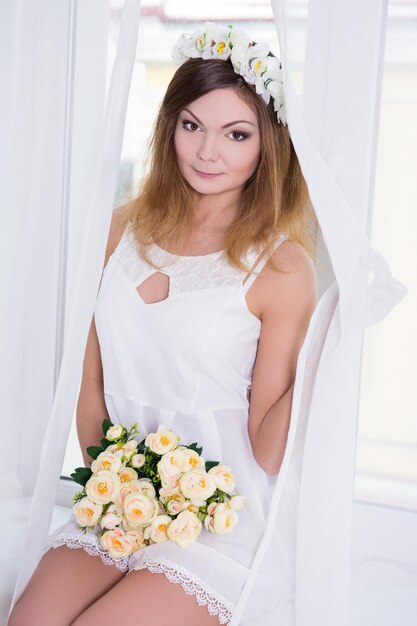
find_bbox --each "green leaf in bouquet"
[71,467,93,487]
[101,418,114,436]
[188,442,203,456]
[100,437,113,450]
[72,490,86,504]
[87,445,104,460]
[205,460,220,471]
[125,421,140,441]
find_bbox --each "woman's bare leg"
[70,568,224,626]
[8,546,126,626]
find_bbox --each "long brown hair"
[119,55,318,275]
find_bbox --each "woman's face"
[174,87,261,198]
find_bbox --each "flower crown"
[171,22,287,126]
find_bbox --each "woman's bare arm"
[76,205,128,467]
[247,240,318,476]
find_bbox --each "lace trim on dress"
[115,225,259,295]
[43,531,129,572]
[129,555,235,625]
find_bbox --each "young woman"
[9,23,318,626]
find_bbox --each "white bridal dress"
[43,222,292,625]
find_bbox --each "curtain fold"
[230,1,409,624]
[0,1,74,498]
[8,0,142,613]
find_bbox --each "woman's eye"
[228,131,248,142]
[182,120,199,132]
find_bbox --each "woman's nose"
[196,134,219,161]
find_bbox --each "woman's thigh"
[8,545,126,626]
[70,567,222,626]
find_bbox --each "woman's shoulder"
[271,237,315,273]
[261,238,318,318]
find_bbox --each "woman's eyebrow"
[182,107,256,128]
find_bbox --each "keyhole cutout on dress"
[136,271,170,304]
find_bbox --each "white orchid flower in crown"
[171,33,199,65]
[262,55,283,82]
[211,27,233,61]
[276,101,287,125]
[254,55,283,106]
[263,56,286,124]
[267,80,284,109]
[193,22,216,59]
[241,42,270,85]
[229,27,252,73]
[255,75,271,105]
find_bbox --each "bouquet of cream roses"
[71,419,246,561]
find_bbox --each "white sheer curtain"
[3,0,141,617]
[0,1,108,618]
[229,1,412,625]
[0,1,78,499]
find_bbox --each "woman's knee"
[8,545,126,626]
[7,590,46,626]
[8,598,27,626]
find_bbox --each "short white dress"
[44,223,288,625]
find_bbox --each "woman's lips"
[193,168,223,179]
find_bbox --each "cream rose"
[126,527,146,551]
[207,502,219,516]
[123,492,160,529]
[131,453,146,468]
[160,474,181,491]
[133,478,156,498]
[145,425,179,455]
[105,444,119,454]
[91,452,122,475]
[85,470,121,505]
[72,497,102,527]
[207,465,236,495]
[229,494,246,511]
[157,448,186,484]
[179,468,216,505]
[182,501,199,515]
[212,502,239,535]
[179,446,205,472]
[100,503,123,530]
[116,482,140,507]
[116,478,156,508]
[105,424,125,441]
[165,493,186,515]
[121,515,136,532]
[99,527,135,559]
[118,467,137,484]
[144,515,172,543]
[166,510,202,547]
[204,512,215,533]
[106,441,137,461]
[125,440,139,451]
[159,482,181,504]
